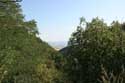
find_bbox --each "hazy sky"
[21,0,125,42]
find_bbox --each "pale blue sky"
[21,0,125,42]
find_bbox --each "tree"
[0,0,64,83]
[61,17,125,83]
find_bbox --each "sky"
[21,0,125,42]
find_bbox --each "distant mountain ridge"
[48,41,67,50]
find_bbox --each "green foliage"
[0,1,64,83]
[98,65,125,83]
[1,0,125,83]
[61,17,125,83]
[0,28,64,83]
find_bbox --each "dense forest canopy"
[0,0,64,83]
[61,17,125,83]
[0,0,125,83]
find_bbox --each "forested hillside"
[0,0,125,83]
[0,0,64,83]
[60,17,125,83]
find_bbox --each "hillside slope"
[0,1,64,83]
[0,25,64,83]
